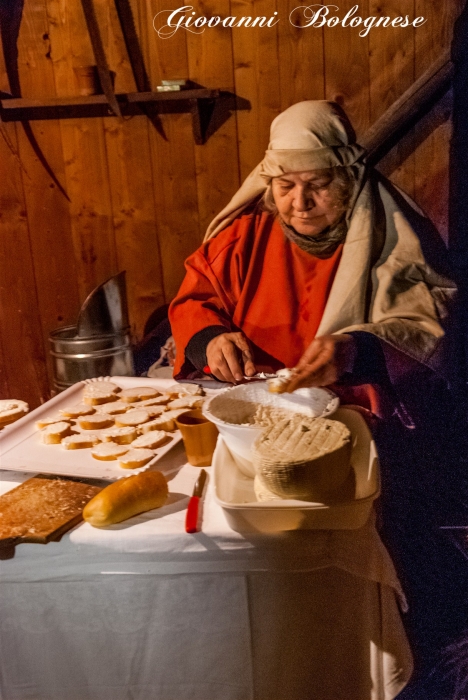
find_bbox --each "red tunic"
[170,209,343,376]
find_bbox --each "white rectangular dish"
[212,407,380,532]
[0,377,184,481]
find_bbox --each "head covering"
[203,100,456,370]
[204,100,366,240]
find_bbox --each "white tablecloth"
[0,442,413,700]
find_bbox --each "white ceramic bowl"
[202,383,339,477]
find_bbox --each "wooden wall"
[0,0,464,407]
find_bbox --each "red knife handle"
[185,496,200,533]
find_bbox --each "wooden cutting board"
[0,474,103,548]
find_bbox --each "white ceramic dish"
[0,377,185,481]
[212,407,380,532]
[203,383,339,476]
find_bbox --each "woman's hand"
[285,334,356,392]
[206,332,256,383]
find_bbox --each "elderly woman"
[169,101,458,698]
[169,101,455,419]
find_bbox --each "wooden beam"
[0,89,220,143]
[362,49,453,165]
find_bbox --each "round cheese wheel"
[252,415,352,500]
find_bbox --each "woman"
[169,101,455,420]
[169,101,460,698]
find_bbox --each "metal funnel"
[76,271,130,337]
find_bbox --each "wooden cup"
[176,410,219,467]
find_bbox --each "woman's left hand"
[285,334,356,392]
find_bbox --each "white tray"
[212,407,380,532]
[0,377,186,481]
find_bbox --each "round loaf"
[252,415,352,500]
[83,470,168,527]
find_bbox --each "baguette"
[82,471,168,526]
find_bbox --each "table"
[0,442,412,700]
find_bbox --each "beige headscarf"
[204,101,456,368]
[205,101,365,240]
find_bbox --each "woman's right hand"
[206,332,256,383]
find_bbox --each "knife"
[185,469,207,534]
[80,0,122,118]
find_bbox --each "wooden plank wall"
[0,0,464,407]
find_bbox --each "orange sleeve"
[168,248,234,375]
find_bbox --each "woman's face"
[271,169,347,236]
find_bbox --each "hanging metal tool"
[79,0,122,118]
[112,0,166,139]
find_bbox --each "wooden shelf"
[0,88,221,144]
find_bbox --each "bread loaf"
[82,471,168,526]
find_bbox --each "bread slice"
[119,448,154,469]
[115,409,150,428]
[118,387,161,403]
[100,426,138,444]
[41,422,73,444]
[59,404,95,419]
[131,431,170,450]
[78,413,115,430]
[62,433,101,449]
[91,443,130,461]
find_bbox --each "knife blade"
[185,469,207,534]
[80,0,122,118]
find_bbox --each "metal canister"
[49,325,134,392]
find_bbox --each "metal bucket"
[49,325,135,392]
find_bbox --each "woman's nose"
[292,187,313,211]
